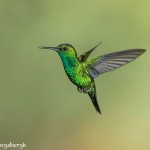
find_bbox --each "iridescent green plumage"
[39,43,146,114]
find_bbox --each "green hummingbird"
[39,43,146,114]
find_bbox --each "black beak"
[38,46,59,51]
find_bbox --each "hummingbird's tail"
[88,82,101,114]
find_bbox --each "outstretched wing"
[88,49,146,78]
[78,42,102,62]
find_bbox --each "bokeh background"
[0,0,150,150]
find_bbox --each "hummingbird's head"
[39,43,77,57]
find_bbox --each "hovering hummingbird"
[39,42,146,114]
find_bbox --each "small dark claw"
[77,87,83,93]
[77,87,92,93]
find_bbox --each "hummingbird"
[39,42,146,114]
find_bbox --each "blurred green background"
[0,0,150,150]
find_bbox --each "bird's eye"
[63,47,67,51]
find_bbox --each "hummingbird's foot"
[77,87,83,93]
[77,87,92,93]
[83,87,92,93]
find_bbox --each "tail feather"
[88,82,101,114]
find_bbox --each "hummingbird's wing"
[78,42,102,62]
[87,49,146,78]
[88,81,101,114]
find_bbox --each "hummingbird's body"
[39,43,146,114]
[59,53,91,88]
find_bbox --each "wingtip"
[95,41,102,48]
[137,48,146,52]
[137,48,146,55]
[142,49,146,52]
[136,48,146,53]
